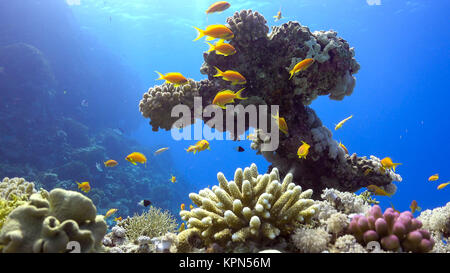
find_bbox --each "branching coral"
[179,163,319,249]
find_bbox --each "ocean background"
[0,0,448,226]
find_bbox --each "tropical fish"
[104,159,118,167]
[104,208,118,219]
[155,71,188,87]
[180,203,185,210]
[189,204,194,210]
[437,182,450,190]
[213,67,246,85]
[410,200,422,213]
[212,88,247,109]
[95,162,103,172]
[170,175,177,183]
[273,8,283,21]
[76,181,91,193]
[193,25,234,41]
[154,147,169,156]
[179,222,185,232]
[206,39,236,56]
[338,141,349,154]
[272,111,288,135]
[138,199,152,207]
[185,140,211,154]
[125,152,147,166]
[289,58,315,79]
[235,146,245,152]
[366,185,393,197]
[335,115,353,130]
[206,1,230,14]
[297,141,310,159]
[380,157,402,172]
[114,217,122,222]
[389,202,401,214]
[428,174,439,181]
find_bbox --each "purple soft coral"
[348,205,434,253]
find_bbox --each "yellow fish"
[76,181,91,193]
[297,141,310,159]
[213,66,246,85]
[180,203,185,210]
[335,115,353,130]
[273,8,283,21]
[212,88,247,109]
[272,111,288,135]
[367,185,394,197]
[437,182,450,190]
[289,58,314,79]
[338,141,348,154]
[185,145,198,153]
[206,1,230,14]
[114,217,123,222]
[409,200,422,214]
[428,174,439,181]
[104,159,118,167]
[380,157,402,172]
[193,25,234,41]
[389,202,401,214]
[206,39,236,56]
[179,222,185,232]
[125,152,147,166]
[185,140,211,154]
[104,208,118,219]
[170,175,177,183]
[189,204,194,210]
[155,71,188,87]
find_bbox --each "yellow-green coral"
[118,206,178,243]
[179,163,319,246]
[359,190,379,205]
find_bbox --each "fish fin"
[131,161,137,165]
[206,42,215,52]
[217,39,225,44]
[193,26,205,41]
[213,66,223,77]
[206,36,216,41]
[193,149,197,155]
[289,70,294,80]
[155,71,165,80]
[235,88,247,100]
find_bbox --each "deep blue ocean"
[0,0,448,226]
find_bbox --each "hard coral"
[348,205,434,253]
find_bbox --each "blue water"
[0,0,449,223]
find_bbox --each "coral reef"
[139,9,401,196]
[0,188,107,253]
[178,163,319,250]
[291,227,330,253]
[417,202,450,253]
[348,205,435,253]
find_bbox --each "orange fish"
[180,203,185,210]
[104,208,118,219]
[428,174,439,181]
[289,58,315,79]
[114,216,123,222]
[193,25,234,41]
[104,159,118,167]
[125,152,147,166]
[179,222,186,232]
[272,111,288,135]
[297,141,310,159]
[338,141,348,154]
[367,185,393,197]
[213,66,246,85]
[380,157,402,172]
[212,88,247,109]
[206,39,236,56]
[155,71,188,87]
[437,182,449,190]
[409,200,422,213]
[185,140,211,154]
[76,181,91,193]
[170,175,177,183]
[206,1,230,14]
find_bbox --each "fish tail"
[393,163,402,172]
[213,66,223,77]
[235,88,247,100]
[206,42,215,52]
[155,71,165,80]
[289,70,294,80]
[193,26,205,41]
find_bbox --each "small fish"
[104,159,118,167]
[81,99,89,107]
[206,39,236,56]
[155,71,188,87]
[206,1,230,14]
[138,199,152,207]
[180,203,185,210]
[189,204,194,210]
[104,208,118,219]
[76,181,91,193]
[367,185,394,197]
[335,115,353,130]
[95,162,103,172]
[363,169,372,176]
[272,111,288,135]
[179,222,185,232]
[273,8,283,21]
[428,174,439,181]
[437,182,450,190]
[410,200,422,213]
[235,146,245,152]
[289,58,315,79]
[380,157,402,172]
[389,202,401,214]
[170,175,177,183]
[297,141,310,159]
[154,147,169,156]
[213,67,246,85]
[193,25,234,41]
[125,152,147,166]
[338,141,349,154]
[212,88,247,109]
[186,140,211,154]
[114,216,122,222]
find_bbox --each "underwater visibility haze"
[0,0,449,254]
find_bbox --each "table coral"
[179,163,319,248]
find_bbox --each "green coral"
[358,190,379,205]
[118,206,178,243]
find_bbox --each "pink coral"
[348,205,434,253]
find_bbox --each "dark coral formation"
[138,10,400,196]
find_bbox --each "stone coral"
[179,163,319,247]
[417,202,450,253]
[0,188,107,253]
[291,227,331,253]
[348,205,435,253]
